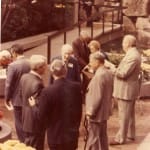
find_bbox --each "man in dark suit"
[20,55,47,150]
[29,59,82,150]
[50,44,81,83]
[5,44,30,142]
[72,31,91,71]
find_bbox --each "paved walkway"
[0,98,150,149]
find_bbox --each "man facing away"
[20,55,47,150]
[85,51,113,150]
[110,35,141,145]
[5,44,30,142]
[29,59,82,150]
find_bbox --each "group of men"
[1,32,141,150]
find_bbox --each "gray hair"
[61,44,73,53]
[50,59,67,77]
[30,55,47,70]
[123,35,136,47]
[90,51,105,64]
[0,50,12,60]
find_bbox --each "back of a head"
[50,59,67,77]
[11,44,24,55]
[123,35,136,48]
[61,44,73,54]
[90,51,105,64]
[30,55,47,71]
[0,50,12,60]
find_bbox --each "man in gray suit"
[85,52,113,150]
[20,55,47,150]
[110,35,141,145]
[5,44,30,142]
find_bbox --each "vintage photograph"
[0,0,150,150]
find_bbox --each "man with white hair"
[20,54,47,150]
[29,59,82,150]
[72,30,91,71]
[5,44,30,142]
[50,44,81,83]
[110,35,141,145]
[0,50,12,68]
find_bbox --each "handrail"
[46,1,125,63]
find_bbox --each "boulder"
[123,0,150,16]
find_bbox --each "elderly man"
[20,55,47,150]
[72,31,91,71]
[0,50,12,69]
[5,44,30,142]
[29,59,82,150]
[50,44,81,83]
[85,51,113,150]
[110,35,141,145]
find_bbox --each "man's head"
[61,44,73,62]
[0,50,12,68]
[30,55,47,75]
[89,51,105,71]
[80,30,91,43]
[50,59,67,80]
[122,35,136,52]
[10,44,24,59]
[88,40,101,53]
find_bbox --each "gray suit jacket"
[86,66,113,122]
[20,72,44,133]
[5,56,30,106]
[113,48,141,100]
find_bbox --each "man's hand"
[5,100,13,111]
[28,96,36,107]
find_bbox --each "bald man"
[110,35,141,145]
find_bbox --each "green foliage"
[1,0,74,42]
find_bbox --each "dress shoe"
[127,137,135,141]
[109,140,123,145]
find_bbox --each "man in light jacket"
[85,51,113,150]
[110,35,141,145]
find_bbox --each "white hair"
[30,55,47,70]
[50,59,66,77]
[61,44,73,53]
[0,50,11,60]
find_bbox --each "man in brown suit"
[72,30,91,71]
[85,51,113,150]
[110,35,141,145]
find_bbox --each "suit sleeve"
[5,64,15,100]
[116,56,138,79]
[72,41,87,68]
[86,75,103,117]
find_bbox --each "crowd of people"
[0,32,142,150]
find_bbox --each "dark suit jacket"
[20,72,44,133]
[37,78,82,145]
[5,56,30,106]
[72,37,91,70]
[50,56,81,83]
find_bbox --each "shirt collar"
[30,70,42,79]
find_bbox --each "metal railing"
[47,1,125,63]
